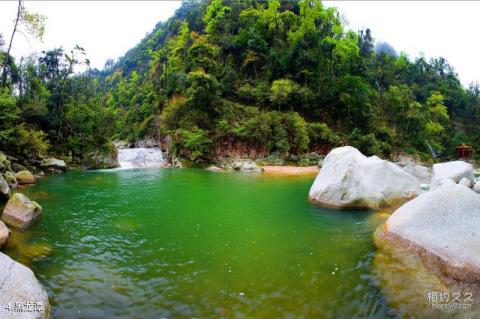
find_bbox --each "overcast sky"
[0,1,478,86]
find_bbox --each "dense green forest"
[2,0,480,165]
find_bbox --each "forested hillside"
[2,0,480,165]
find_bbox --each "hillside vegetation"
[1,0,480,164]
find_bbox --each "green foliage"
[20,10,47,41]
[0,88,20,144]
[203,0,231,35]
[349,128,390,157]
[269,79,300,110]
[284,112,309,153]
[11,124,49,159]
[186,69,219,112]
[173,127,213,161]
[307,122,340,146]
[3,0,480,164]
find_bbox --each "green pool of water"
[9,168,392,318]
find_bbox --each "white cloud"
[0,1,181,69]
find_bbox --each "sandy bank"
[262,165,319,176]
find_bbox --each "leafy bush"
[284,112,309,154]
[269,78,300,110]
[172,127,213,161]
[0,88,20,145]
[307,122,340,146]
[348,128,390,156]
[11,124,49,159]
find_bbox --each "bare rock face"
[308,146,420,209]
[15,171,35,185]
[431,161,474,184]
[0,252,50,318]
[0,220,10,247]
[2,193,42,230]
[377,182,480,283]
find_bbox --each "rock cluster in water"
[212,158,263,172]
[309,146,480,287]
[0,151,52,318]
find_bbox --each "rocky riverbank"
[307,145,480,315]
[0,151,54,319]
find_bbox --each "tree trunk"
[1,0,22,87]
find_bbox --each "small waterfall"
[118,147,166,169]
[425,140,437,158]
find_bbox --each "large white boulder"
[0,252,50,318]
[378,183,480,282]
[431,160,474,184]
[308,146,420,209]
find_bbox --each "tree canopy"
[1,0,480,163]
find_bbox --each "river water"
[7,168,398,318]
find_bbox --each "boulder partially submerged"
[0,252,50,318]
[376,183,480,282]
[15,171,35,185]
[2,193,42,229]
[308,146,420,209]
[431,160,474,184]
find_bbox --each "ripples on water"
[15,169,398,318]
